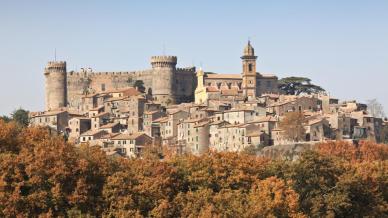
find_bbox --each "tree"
[288,151,343,217]
[0,116,11,122]
[247,177,306,218]
[11,108,29,127]
[133,80,146,93]
[278,77,325,95]
[279,112,306,142]
[366,99,386,118]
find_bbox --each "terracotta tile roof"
[221,89,239,96]
[30,110,67,117]
[206,74,242,79]
[81,130,106,136]
[153,117,169,123]
[100,122,120,129]
[193,121,209,128]
[105,96,128,102]
[306,118,324,125]
[144,110,160,115]
[250,116,278,123]
[227,108,254,112]
[100,132,120,139]
[111,132,149,140]
[206,86,219,92]
[183,118,207,123]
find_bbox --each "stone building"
[30,110,70,133]
[44,56,196,111]
[195,41,278,104]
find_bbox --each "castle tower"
[241,41,257,98]
[150,56,177,106]
[44,61,67,111]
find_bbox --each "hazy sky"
[0,0,387,116]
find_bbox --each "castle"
[44,41,278,111]
[44,56,197,111]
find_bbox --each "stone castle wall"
[45,57,197,110]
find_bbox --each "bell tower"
[241,40,257,98]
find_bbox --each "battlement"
[68,69,153,77]
[150,56,177,68]
[45,61,66,75]
[177,67,196,72]
[46,61,66,69]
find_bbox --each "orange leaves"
[317,140,388,163]
[248,177,305,218]
[279,112,306,142]
[0,120,20,153]
[0,119,387,217]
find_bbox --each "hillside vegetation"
[0,119,387,217]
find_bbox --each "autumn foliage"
[0,119,387,217]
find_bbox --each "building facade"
[195,41,279,104]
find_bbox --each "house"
[68,117,91,142]
[29,110,69,133]
[91,112,110,130]
[80,130,108,145]
[111,133,153,158]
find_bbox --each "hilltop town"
[29,41,388,158]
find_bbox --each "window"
[248,64,253,72]
[196,136,199,141]
[76,128,79,132]
[88,137,91,140]
[101,84,106,91]
[196,144,199,150]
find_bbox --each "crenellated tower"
[150,56,177,106]
[241,41,257,98]
[44,61,67,111]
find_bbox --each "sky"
[0,0,387,116]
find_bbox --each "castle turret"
[44,61,67,111]
[150,56,177,106]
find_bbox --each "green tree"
[133,80,146,93]
[288,151,343,217]
[0,115,11,122]
[278,77,325,95]
[11,108,29,127]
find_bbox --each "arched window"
[248,64,253,72]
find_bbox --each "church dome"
[243,40,255,56]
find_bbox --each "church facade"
[195,41,279,104]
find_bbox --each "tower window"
[101,84,106,91]
[248,64,253,72]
